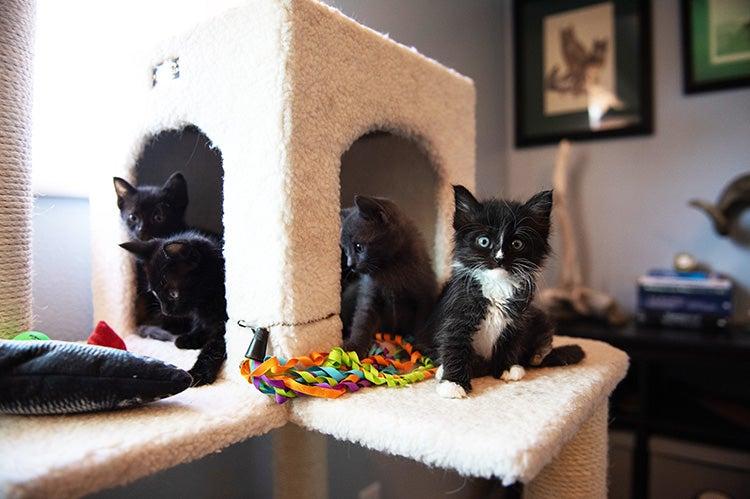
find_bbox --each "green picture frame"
[514,0,653,147]
[682,0,750,93]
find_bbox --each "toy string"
[240,333,436,404]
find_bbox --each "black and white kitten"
[340,196,437,357]
[120,232,227,386]
[431,186,584,399]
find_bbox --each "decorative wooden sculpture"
[539,140,628,326]
[690,172,750,237]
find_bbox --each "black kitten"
[113,172,188,241]
[340,196,437,357]
[120,232,227,386]
[431,186,584,398]
[114,173,193,338]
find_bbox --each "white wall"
[501,0,750,319]
[32,197,92,340]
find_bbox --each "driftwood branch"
[539,140,628,326]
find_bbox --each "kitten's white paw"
[501,365,526,381]
[436,381,467,399]
[435,365,444,381]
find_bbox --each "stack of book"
[637,270,733,329]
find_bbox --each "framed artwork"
[682,0,750,94]
[513,0,653,147]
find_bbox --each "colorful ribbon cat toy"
[240,333,436,404]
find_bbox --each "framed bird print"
[513,0,653,147]
[682,0,750,94]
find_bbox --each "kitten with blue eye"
[114,173,193,339]
[340,196,437,357]
[431,185,584,399]
[120,232,227,386]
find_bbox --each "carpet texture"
[291,336,628,486]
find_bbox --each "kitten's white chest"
[471,268,518,360]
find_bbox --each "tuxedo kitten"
[432,186,584,399]
[120,232,227,386]
[113,172,189,241]
[340,196,437,357]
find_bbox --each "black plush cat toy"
[432,186,584,399]
[120,232,227,386]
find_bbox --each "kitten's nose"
[346,256,354,268]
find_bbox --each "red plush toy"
[87,321,127,350]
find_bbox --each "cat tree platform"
[1,335,627,498]
[0,334,288,499]
[292,336,628,493]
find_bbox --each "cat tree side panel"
[90,0,292,364]
[270,0,476,357]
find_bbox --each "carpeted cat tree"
[0,1,628,498]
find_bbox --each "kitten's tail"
[538,344,585,367]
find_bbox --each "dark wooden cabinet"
[559,323,750,499]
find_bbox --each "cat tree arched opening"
[135,125,224,238]
[1,1,628,497]
[340,130,442,268]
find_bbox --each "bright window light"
[31,0,245,198]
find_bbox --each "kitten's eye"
[128,213,138,223]
[476,236,491,248]
[354,243,364,253]
[152,206,165,223]
[169,289,179,300]
[511,239,524,250]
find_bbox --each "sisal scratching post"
[525,402,609,499]
[0,0,35,338]
[273,425,328,499]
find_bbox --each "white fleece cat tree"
[0,1,628,497]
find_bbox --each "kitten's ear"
[453,185,481,228]
[113,177,135,208]
[119,240,157,260]
[163,241,200,266]
[162,172,188,207]
[340,207,355,222]
[525,190,554,220]
[354,195,388,224]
